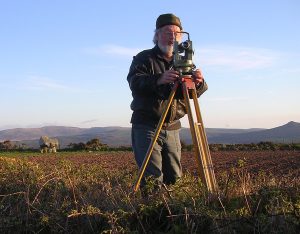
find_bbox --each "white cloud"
[194,45,280,71]
[84,44,282,71]
[20,75,91,93]
[83,44,141,57]
[26,76,68,90]
[80,119,100,125]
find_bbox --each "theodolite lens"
[180,41,190,49]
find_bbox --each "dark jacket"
[127,45,208,130]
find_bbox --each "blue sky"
[0,0,299,130]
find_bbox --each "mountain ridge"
[0,121,299,148]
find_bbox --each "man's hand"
[192,69,204,86]
[157,70,180,85]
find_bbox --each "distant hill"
[206,121,300,144]
[181,127,265,144]
[0,126,86,141]
[1,126,132,148]
[0,121,299,148]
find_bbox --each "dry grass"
[0,151,299,233]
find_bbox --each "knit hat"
[156,13,182,30]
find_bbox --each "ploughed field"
[1,150,299,233]
[26,150,300,179]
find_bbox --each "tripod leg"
[133,82,179,193]
[182,82,218,194]
[191,89,218,193]
[182,84,208,187]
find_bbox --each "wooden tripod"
[132,75,218,194]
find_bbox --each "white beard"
[158,43,174,58]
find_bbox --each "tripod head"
[173,32,195,75]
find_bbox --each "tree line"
[0,139,299,152]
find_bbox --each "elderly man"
[127,13,208,189]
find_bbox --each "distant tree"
[86,138,101,151]
[68,142,86,151]
[86,138,108,151]
[0,140,15,151]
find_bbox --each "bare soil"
[26,150,300,179]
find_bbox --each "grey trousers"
[131,124,182,185]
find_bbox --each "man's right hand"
[157,70,180,85]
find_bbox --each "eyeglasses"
[160,31,182,38]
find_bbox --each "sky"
[0,0,299,130]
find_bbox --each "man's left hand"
[192,69,204,86]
